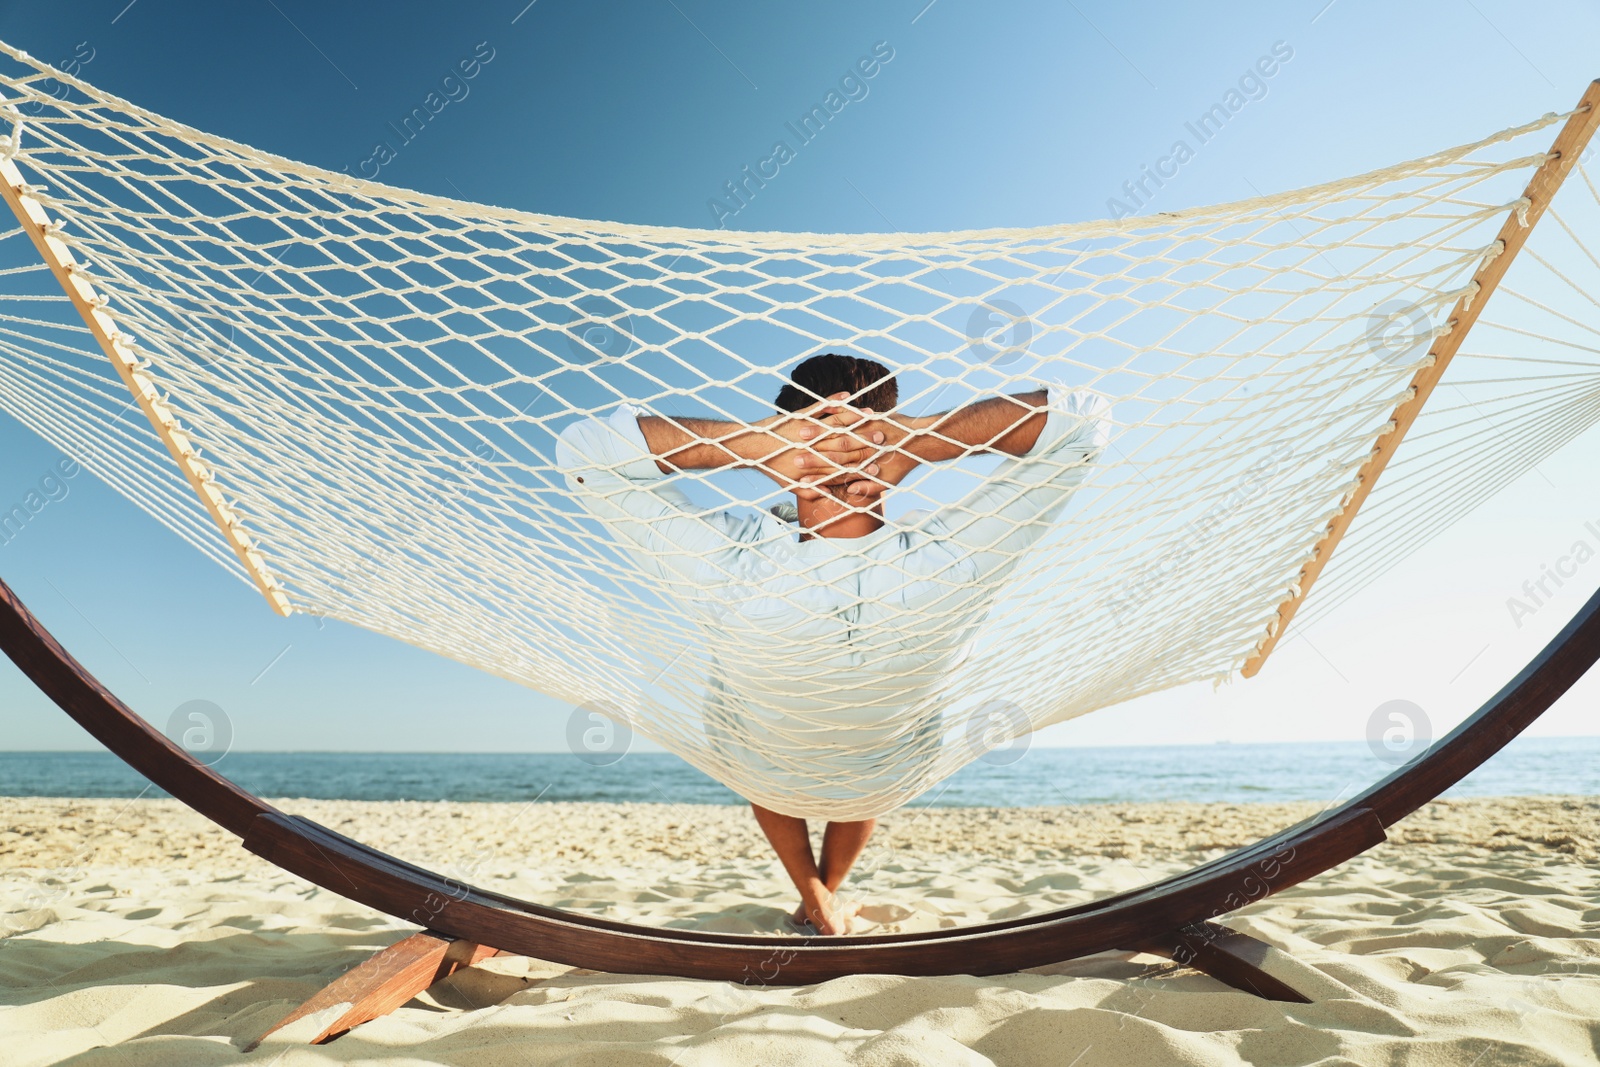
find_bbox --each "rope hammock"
[0,42,1596,820]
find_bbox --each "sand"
[1,795,1597,1065]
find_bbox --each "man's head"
[773,353,897,538]
[775,353,897,414]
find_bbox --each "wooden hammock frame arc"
[5,570,1600,990]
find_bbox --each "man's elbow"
[554,418,607,485]
[1065,389,1114,454]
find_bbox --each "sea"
[2,735,1596,808]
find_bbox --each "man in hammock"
[557,354,1108,934]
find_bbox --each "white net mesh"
[0,42,1596,818]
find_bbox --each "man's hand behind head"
[803,406,921,501]
[754,395,886,500]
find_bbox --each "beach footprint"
[856,903,914,925]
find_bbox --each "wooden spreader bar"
[1244,80,1600,677]
[0,120,292,615]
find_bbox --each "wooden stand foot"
[246,931,502,1049]
[1124,920,1311,1002]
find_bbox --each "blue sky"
[2,0,1598,756]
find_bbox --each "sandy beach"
[2,795,1597,1065]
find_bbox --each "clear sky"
[1,0,1597,757]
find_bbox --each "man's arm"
[636,394,883,499]
[858,387,1113,611]
[894,389,1051,461]
[829,389,1051,497]
[555,408,782,588]
[555,398,883,587]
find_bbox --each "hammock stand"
[0,81,1595,1046]
[4,576,1600,1044]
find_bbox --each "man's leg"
[750,804,861,935]
[817,819,877,894]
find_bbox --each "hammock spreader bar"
[1243,80,1600,676]
[0,119,293,616]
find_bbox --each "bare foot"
[792,887,861,935]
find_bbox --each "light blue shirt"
[555,386,1110,811]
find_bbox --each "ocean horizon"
[3,735,1596,808]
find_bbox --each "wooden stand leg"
[245,931,502,1049]
[1124,920,1311,1003]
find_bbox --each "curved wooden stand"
[5,573,1598,1043]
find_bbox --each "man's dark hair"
[775,353,898,413]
